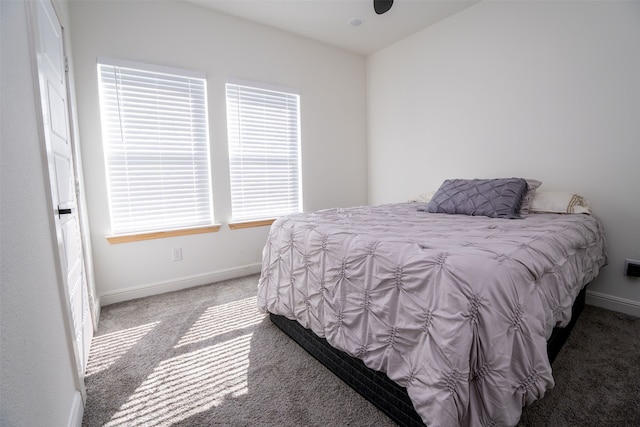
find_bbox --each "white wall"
[367,1,640,313]
[69,1,368,304]
[1,1,82,425]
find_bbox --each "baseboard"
[586,290,640,317]
[68,391,83,427]
[99,263,262,306]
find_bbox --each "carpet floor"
[83,275,640,426]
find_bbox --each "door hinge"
[64,56,69,72]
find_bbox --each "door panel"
[54,154,73,208]
[48,81,68,142]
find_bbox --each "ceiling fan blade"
[374,0,394,15]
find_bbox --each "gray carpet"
[83,275,640,426]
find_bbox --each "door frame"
[58,4,100,333]
[25,0,98,402]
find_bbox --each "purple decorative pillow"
[426,178,529,218]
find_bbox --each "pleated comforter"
[257,203,607,426]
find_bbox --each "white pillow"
[409,191,435,203]
[529,192,591,214]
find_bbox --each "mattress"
[258,203,607,426]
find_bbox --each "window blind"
[226,80,302,221]
[97,58,213,235]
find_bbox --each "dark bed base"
[269,286,587,427]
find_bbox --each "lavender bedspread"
[257,203,607,426]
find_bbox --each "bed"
[257,179,607,426]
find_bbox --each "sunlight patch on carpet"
[176,296,264,348]
[104,333,253,426]
[85,321,160,377]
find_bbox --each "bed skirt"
[269,286,588,427]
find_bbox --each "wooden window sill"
[107,225,221,244]
[228,219,276,230]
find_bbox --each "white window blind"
[226,80,302,221]
[97,58,213,235]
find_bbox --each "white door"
[31,0,93,375]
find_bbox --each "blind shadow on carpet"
[82,274,640,427]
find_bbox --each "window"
[97,58,213,236]
[225,79,302,222]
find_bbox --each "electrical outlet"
[172,247,183,262]
[624,258,640,277]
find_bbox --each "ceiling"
[184,0,480,56]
